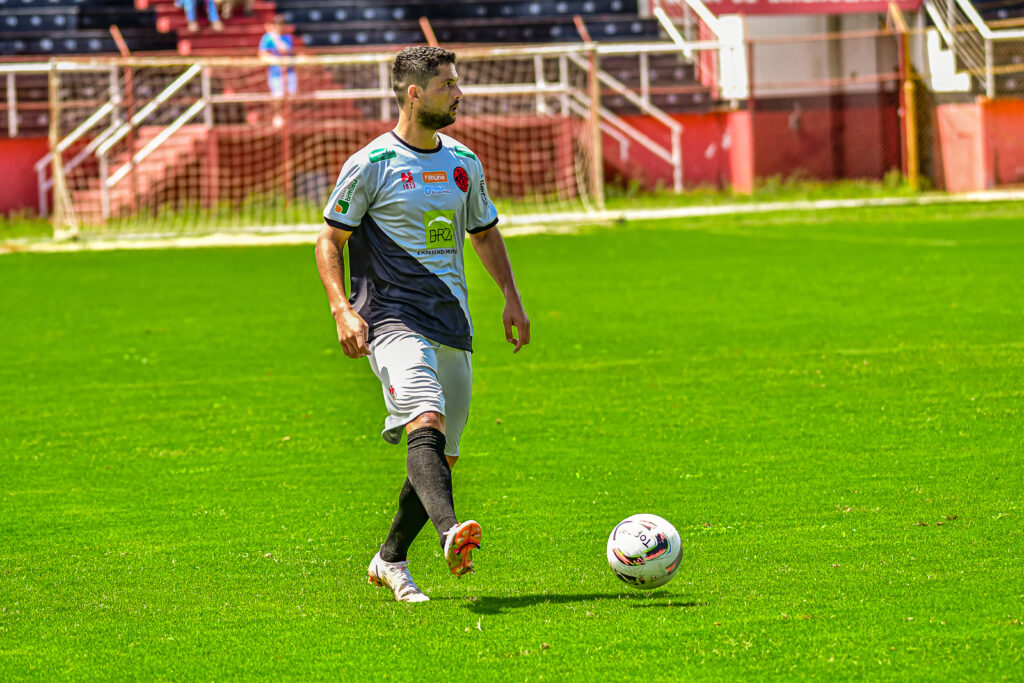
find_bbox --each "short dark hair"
[391,46,456,105]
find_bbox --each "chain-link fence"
[33,48,603,235]
[4,13,1024,235]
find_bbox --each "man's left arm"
[470,227,530,353]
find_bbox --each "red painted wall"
[935,98,1024,191]
[936,103,985,192]
[601,96,900,193]
[983,99,1024,187]
[0,138,48,215]
[751,95,901,181]
[602,112,733,190]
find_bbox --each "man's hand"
[503,298,530,353]
[334,308,370,358]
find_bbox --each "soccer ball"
[606,514,681,590]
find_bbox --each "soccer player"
[315,46,530,603]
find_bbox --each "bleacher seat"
[0,0,167,55]
[2,8,79,31]
[972,0,1024,22]
[288,0,658,47]
[279,0,638,23]
[0,0,87,6]
[0,27,175,55]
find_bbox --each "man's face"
[413,63,462,131]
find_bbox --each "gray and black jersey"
[323,131,498,352]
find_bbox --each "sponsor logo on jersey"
[453,166,469,192]
[334,177,359,214]
[369,148,396,163]
[422,171,448,184]
[401,171,416,190]
[424,185,452,197]
[479,179,489,206]
[424,210,456,250]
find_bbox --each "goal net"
[42,48,603,237]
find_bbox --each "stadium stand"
[972,0,1024,21]
[0,0,661,55]
[288,0,660,47]
[0,0,175,55]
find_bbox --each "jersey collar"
[390,131,442,154]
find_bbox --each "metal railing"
[924,0,1024,96]
[33,44,701,224]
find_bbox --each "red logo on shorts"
[389,385,396,397]
[453,166,469,192]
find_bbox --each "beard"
[416,105,457,131]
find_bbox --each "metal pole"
[904,78,920,191]
[896,28,909,178]
[48,60,64,236]
[746,40,755,188]
[640,52,650,105]
[201,65,213,128]
[282,84,293,209]
[109,65,120,126]
[379,61,390,120]
[588,46,605,211]
[534,54,547,115]
[559,54,569,115]
[985,38,995,98]
[100,155,110,219]
[6,73,17,137]
[672,128,683,192]
[124,59,138,217]
[202,65,218,209]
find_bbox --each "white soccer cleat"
[443,519,481,577]
[367,552,430,603]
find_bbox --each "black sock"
[379,478,429,563]
[405,427,457,546]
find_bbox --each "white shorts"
[368,331,472,458]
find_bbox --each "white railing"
[28,43,725,228]
[924,0,1024,97]
[34,63,204,217]
[651,0,748,99]
[567,50,685,191]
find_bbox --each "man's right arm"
[315,225,370,359]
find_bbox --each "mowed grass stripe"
[1,203,1022,679]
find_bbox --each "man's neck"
[393,116,437,151]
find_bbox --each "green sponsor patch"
[424,210,456,249]
[454,145,477,160]
[334,178,359,214]
[368,148,396,163]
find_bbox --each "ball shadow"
[466,592,705,615]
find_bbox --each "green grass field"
[2,202,1023,680]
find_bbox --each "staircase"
[135,0,278,55]
[71,123,209,223]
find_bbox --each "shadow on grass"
[466,592,706,615]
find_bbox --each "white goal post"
[37,45,619,236]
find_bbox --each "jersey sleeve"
[466,163,498,234]
[323,155,372,231]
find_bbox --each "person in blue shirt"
[258,15,297,98]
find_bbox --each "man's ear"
[406,83,419,102]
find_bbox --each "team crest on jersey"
[453,166,469,192]
[423,210,456,250]
[401,171,416,190]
